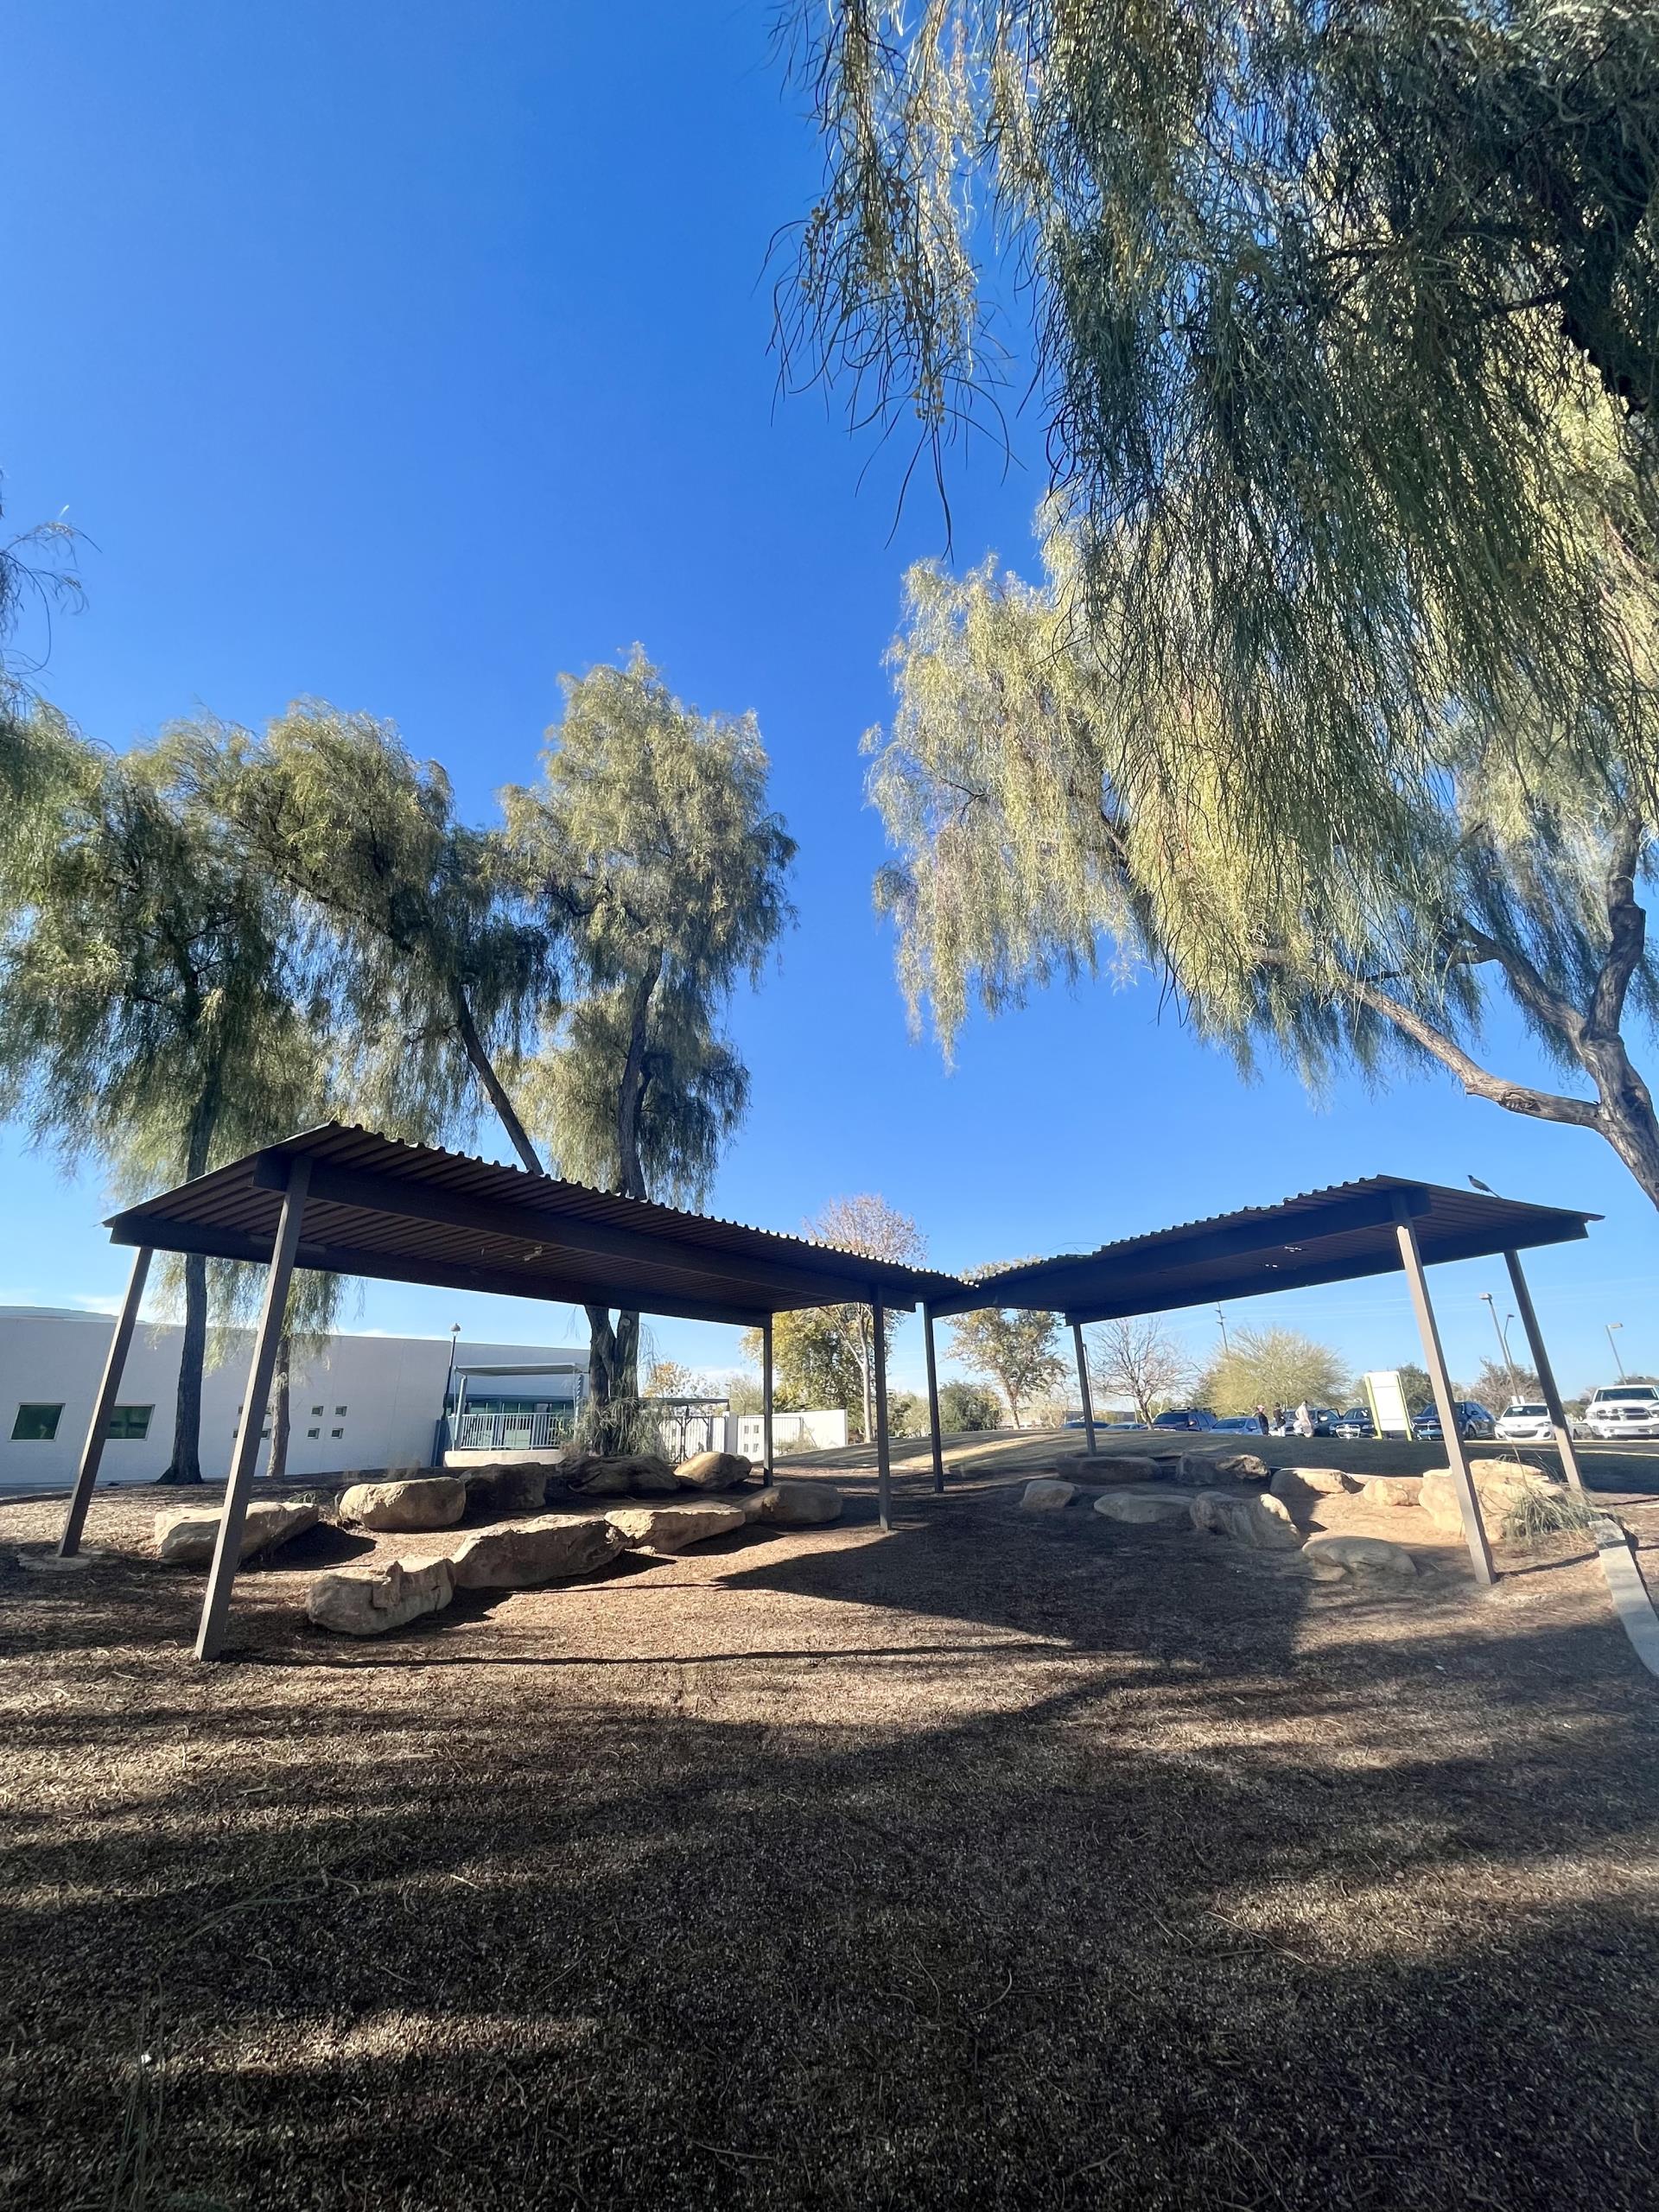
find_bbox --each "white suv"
[1582,1383,1659,1440]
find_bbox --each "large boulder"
[1077,1453,1160,1484]
[563,1453,679,1498]
[1304,1533,1417,1578]
[446,1513,626,1590]
[307,1554,454,1637]
[740,1480,844,1527]
[674,1450,753,1492]
[1212,1452,1272,1483]
[155,1497,320,1567]
[1020,1478,1077,1511]
[461,1463,552,1517]
[1351,1473,1422,1510]
[1269,1466,1357,1502]
[1092,1489,1194,1528]
[1190,1489,1302,1551]
[606,1501,747,1553]
[1420,1462,1562,1535]
[338,1475,467,1532]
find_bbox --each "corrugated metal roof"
[925,1176,1598,1322]
[105,1122,967,1328]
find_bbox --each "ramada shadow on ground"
[4,1432,1658,2211]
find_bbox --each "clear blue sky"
[3,0,1655,1401]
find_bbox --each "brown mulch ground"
[3,1437,1657,2212]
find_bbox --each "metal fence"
[443,1407,578,1455]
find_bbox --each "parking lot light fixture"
[1607,1321,1626,1380]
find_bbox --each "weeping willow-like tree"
[871,515,1659,1205]
[504,652,796,1421]
[0,722,332,1480]
[206,705,559,1165]
[778,2,1659,1203]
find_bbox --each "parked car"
[1062,1414,1142,1431]
[1582,1383,1659,1440]
[1413,1401,1497,1441]
[1153,1408,1218,1431]
[1333,1407,1375,1439]
[1213,1414,1266,1433]
[1496,1401,1557,1444]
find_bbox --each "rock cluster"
[1419,1461,1562,1534]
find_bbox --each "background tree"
[947,1267,1064,1427]
[937,1379,1002,1433]
[802,1195,927,1442]
[0,722,331,1481]
[1196,1327,1349,1417]
[211,703,556,1164]
[741,1306,867,1434]
[1471,1357,1543,1410]
[1087,1318,1196,1428]
[642,1358,701,1401]
[1395,1364,1435,1418]
[505,652,795,1426]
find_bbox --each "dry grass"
[3,1438,1657,2211]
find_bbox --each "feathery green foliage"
[1196,1326,1349,1416]
[0,721,332,1479]
[505,652,795,1421]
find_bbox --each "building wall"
[0,1307,586,1488]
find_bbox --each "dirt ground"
[3,1435,1657,2212]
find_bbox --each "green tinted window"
[105,1405,153,1441]
[11,1403,63,1441]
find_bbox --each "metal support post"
[761,1315,774,1487]
[58,1245,153,1559]
[1071,1319,1097,1455]
[1395,1201,1494,1586]
[922,1303,944,1492]
[872,1294,893,1532]
[194,1160,311,1660]
[1504,1249,1586,1493]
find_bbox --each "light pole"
[1606,1321,1627,1380]
[1216,1305,1230,1355]
[1480,1292,1522,1406]
[442,1324,462,1442]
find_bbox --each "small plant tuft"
[1500,1482,1599,1546]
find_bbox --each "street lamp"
[1606,1321,1627,1380]
[1480,1292,1522,1406]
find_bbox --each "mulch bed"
[3,1451,1656,2212]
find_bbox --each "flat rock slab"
[606,1502,747,1553]
[1305,1533,1417,1577]
[563,1453,679,1497]
[156,1498,320,1567]
[1190,1489,1302,1551]
[1206,1452,1272,1483]
[1074,1454,1160,1484]
[308,1554,454,1637]
[339,1477,466,1532]
[674,1450,753,1492]
[1020,1478,1077,1511]
[461,1464,552,1517]
[1092,1489,1193,1528]
[1269,1466,1356,1501]
[447,1513,626,1590]
[741,1480,844,1527]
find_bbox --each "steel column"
[1395,1205,1494,1586]
[922,1303,944,1492]
[58,1245,153,1559]
[194,1160,311,1661]
[1504,1249,1586,1493]
[1071,1320,1097,1456]
[761,1315,774,1488]
[872,1295,893,1532]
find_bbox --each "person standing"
[1255,1403,1270,1434]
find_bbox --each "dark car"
[1153,1408,1218,1431]
[1334,1407,1375,1439]
[1413,1401,1497,1441]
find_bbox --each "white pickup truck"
[1582,1383,1659,1441]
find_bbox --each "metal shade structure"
[924,1178,1597,1324]
[104,1123,965,1330]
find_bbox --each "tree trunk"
[857,1310,874,1443]
[454,988,545,1174]
[158,1074,220,1484]
[588,958,662,1425]
[268,1332,292,1484]
[1578,1033,1659,1209]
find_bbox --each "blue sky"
[3,0,1655,1401]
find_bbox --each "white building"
[0,1306,587,1491]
